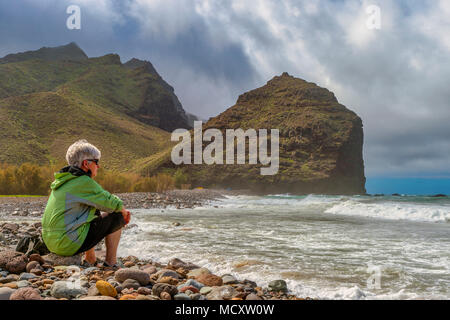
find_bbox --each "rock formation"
[183,73,366,195]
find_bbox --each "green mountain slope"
[0,43,187,170]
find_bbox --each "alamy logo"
[171,121,279,175]
[366,5,381,30]
[66,5,81,30]
[367,265,382,289]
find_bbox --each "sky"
[0,0,449,193]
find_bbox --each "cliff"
[181,73,366,195]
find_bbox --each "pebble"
[26,261,40,273]
[152,283,178,298]
[30,268,43,276]
[246,293,263,300]
[142,266,157,275]
[50,281,87,299]
[160,292,171,300]
[137,287,152,295]
[2,282,18,289]
[87,286,100,296]
[174,293,192,300]
[196,274,223,287]
[9,287,42,300]
[167,258,199,271]
[181,279,204,290]
[206,286,237,300]
[199,286,213,295]
[79,296,116,300]
[179,286,199,294]
[158,276,178,285]
[122,279,141,290]
[268,280,288,292]
[17,280,30,288]
[19,273,37,281]
[115,269,150,286]
[222,274,238,284]
[43,254,82,266]
[96,280,117,297]
[81,267,99,275]
[156,269,181,281]
[187,267,211,278]
[0,274,18,284]
[0,287,15,300]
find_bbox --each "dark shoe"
[102,260,124,270]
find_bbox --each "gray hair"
[66,139,101,167]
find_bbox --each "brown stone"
[245,293,262,300]
[3,283,18,289]
[29,254,45,265]
[30,268,43,276]
[90,275,103,282]
[79,296,116,300]
[196,274,223,287]
[137,287,152,295]
[158,276,178,285]
[114,269,150,286]
[6,254,28,274]
[104,270,115,277]
[152,283,178,297]
[42,253,82,266]
[180,286,199,294]
[26,261,40,273]
[160,292,172,300]
[9,287,42,300]
[167,258,199,271]
[142,266,157,275]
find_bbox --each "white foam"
[325,200,450,223]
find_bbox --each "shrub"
[0,162,178,195]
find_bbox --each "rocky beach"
[0,189,304,301]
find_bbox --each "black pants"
[75,211,125,254]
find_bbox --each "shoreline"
[0,189,305,300]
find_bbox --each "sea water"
[119,194,450,300]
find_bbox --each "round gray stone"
[174,293,192,300]
[50,281,87,299]
[0,287,15,300]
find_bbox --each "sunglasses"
[86,159,100,165]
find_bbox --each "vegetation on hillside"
[0,43,189,171]
[0,162,183,195]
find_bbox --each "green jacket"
[42,166,123,256]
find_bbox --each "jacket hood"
[50,166,92,190]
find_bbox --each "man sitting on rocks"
[42,139,131,267]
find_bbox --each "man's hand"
[121,208,131,225]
